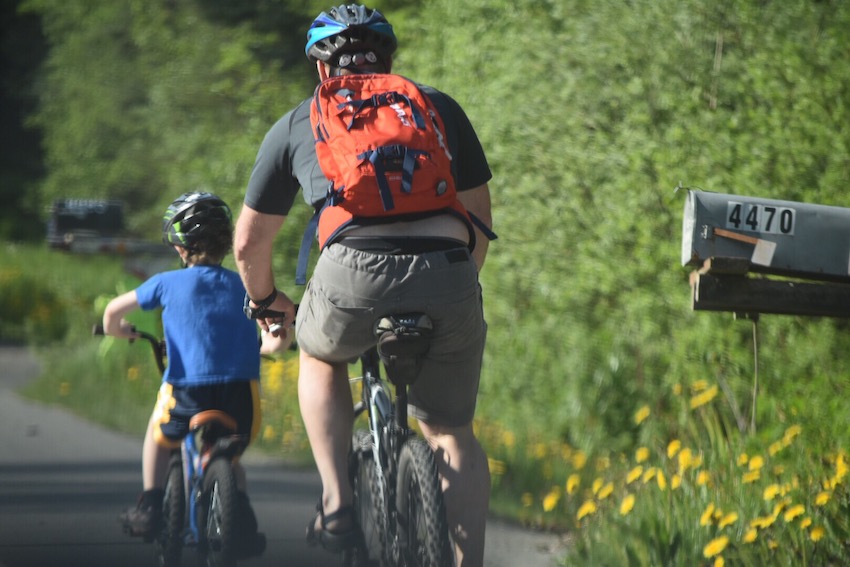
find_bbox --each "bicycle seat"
[374,313,433,386]
[189,410,237,434]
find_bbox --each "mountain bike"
[344,313,453,567]
[92,325,264,567]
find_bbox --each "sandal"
[305,500,360,553]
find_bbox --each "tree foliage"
[13,0,850,469]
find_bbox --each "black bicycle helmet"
[305,4,397,65]
[162,192,232,250]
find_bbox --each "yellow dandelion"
[743,528,758,543]
[815,491,830,506]
[635,447,650,464]
[667,439,681,459]
[533,443,548,459]
[691,379,709,392]
[800,517,812,529]
[763,484,781,501]
[737,453,749,466]
[768,539,779,550]
[772,465,785,476]
[598,482,614,500]
[566,473,581,495]
[572,450,587,470]
[748,455,764,471]
[671,474,682,490]
[619,494,635,516]
[690,385,719,409]
[836,453,848,482]
[656,470,667,491]
[501,430,516,450]
[262,425,276,442]
[592,478,603,495]
[783,504,805,522]
[596,456,610,472]
[714,557,725,567]
[700,503,716,526]
[742,470,761,483]
[810,526,825,542]
[576,500,597,521]
[750,516,774,530]
[642,467,657,484]
[768,441,784,456]
[521,492,534,508]
[690,454,704,469]
[784,424,802,440]
[703,535,729,558]
[697,471,710,486]
[634,405,650,425]
[542,488,561,512]
[718,512,738,529]
[626,465,643,484]
[677,447,693,473]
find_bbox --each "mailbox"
[682,190,850,283]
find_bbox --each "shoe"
[119,489,164,538]
[235,492,266,558]
[305,500,360,553]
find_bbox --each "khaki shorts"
[296,242,486,427]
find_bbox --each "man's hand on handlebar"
[249,291,296,339]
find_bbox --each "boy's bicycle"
[344,312,453,567]
[93,325,264,567]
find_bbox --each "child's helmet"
[305,4,397,65]
[162,192,232,250]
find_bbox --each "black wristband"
[243,288,277,320]
[250,288,278,309]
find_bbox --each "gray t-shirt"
[244,81,492,216]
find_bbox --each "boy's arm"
[102,290,141,339]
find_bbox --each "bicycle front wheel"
[198,457,238,567]
[396,438,452,567]
[155,453,185,567]
[351,429,386,565]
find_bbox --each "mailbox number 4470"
[726,201,795,236]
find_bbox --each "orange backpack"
[296,73,493,284]
[314,74,478,241]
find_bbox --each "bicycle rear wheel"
[198,457,238,567]
[349,429,386,566]
[155,453,185,567]
[396,438,452,567]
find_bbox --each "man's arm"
[233,204,296,333]
[457,183,493,271]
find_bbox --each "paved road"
[0,345,564,567]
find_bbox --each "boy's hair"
[162,192,233,265]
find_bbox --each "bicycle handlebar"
[92,324,166,376]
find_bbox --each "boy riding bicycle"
[102,192,264,557]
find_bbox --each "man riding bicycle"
[234,4,494,565]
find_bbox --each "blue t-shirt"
[135,265,260,386]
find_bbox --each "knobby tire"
[199,457,238,567]
[396,439,452,567]
[156,454,185,567]
[347,429,386,566]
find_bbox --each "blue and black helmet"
[305,4,397,65]
[162,192,232,250]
